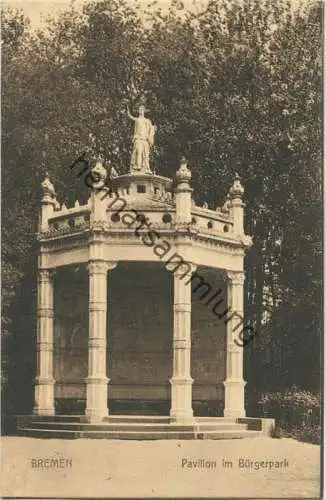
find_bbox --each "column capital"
[87,260,117,274]
[224,270,245,285]
[38,269,55,281]
[172,262,197,279]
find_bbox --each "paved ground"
[1,436,321,498]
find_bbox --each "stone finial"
[228,173,245,235]
[91,156,107,189]
[41,172,56,200]
[176,157,191,183]
[221,193,231,213]
[40,172,56,232]
[175,156,193,224]
[229,172,244,199]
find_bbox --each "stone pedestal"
[223,271,246,417]
[84,260,115,421]
[33,269,55,415]
[170,268,194,423]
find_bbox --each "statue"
[127,103,156,174]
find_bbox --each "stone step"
[107,415,171,424]
[18,428,76,440]
[17,415,236,424]
[17,415,171,425]
[196,417,236,423]
[198,430,263,440]
[16,415,82,425]
[18,427,262,440]
[19,421,248,432]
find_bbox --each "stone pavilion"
[17,112,274,439]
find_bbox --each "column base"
[85,376,109,421]
[33,378,55,416]
[169,377,195,423]
[81,413,109,424]
[223,408,246,418]
[223,379,246,418]
[169,409,195,424]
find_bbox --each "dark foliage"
[258,388,321,444]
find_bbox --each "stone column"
[33,269,55,415]
[170,267,195,423]
[223,271,246,417]
[84,260,116,421]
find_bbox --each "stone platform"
[16,415,274,440]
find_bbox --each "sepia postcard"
[1,0,323,498]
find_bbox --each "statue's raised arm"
[126,105,136,121]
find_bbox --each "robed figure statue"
[127,104,156,173]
